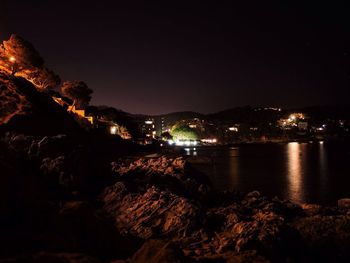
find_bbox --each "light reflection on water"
[186,141,349,205]
[286,142,304,203]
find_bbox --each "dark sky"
[1,0,350,114]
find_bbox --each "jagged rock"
[51,201,141,260]
[224,250,270,263]
[102,185,201,239]
[110,156,209,200]
[36,135,73,158]
[112,156,186,177]
[301,203,322,216]
[34,252,101,263]
[291,214,350,260]
[41,156,67,185]
[246,191,261,199]
[6,134,34,153]
[338,198,350,209]
[130,239,187,263]
[0,252,101,263]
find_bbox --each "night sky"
[1,1,350,115]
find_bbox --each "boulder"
[102,185,201,239]
[301,203,322,216]
[130,239,187,263]
[291,214,350,261]
[338,198,350,209]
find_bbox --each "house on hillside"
[52,96,94,125]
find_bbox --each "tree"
[61,81,93,108]
[0,34,60,91]
[170,124,198,141]
[25,68,60,90]
[1,34,44,75]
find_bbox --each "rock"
[246,191,261,199]
[338,198,350,209]
[130,239,187,263]
[110,156,208,199]
[51,201,142,260]
[224,250,270,263]
[0,75,82,136]
[7,134,34,153]
[36,135,73,158]
[291,214,350,261]
[101,185,201,239]
[0,252,102,263]
[301,203,322,216]
[34,252,101,263]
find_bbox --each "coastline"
[1,133,350,262]
[102,154,350,262]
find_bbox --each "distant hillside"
[207,106,284,125]
[156,111,204,122]
[87,105,141,137]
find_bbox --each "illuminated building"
[52,96,94,124]
[141,118,156,138]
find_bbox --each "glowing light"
[168,139,174,145]
[110,126,117,135]
[9,56,16,62]
[229,127,238,132]
[145,120,153,124]
[201,138,217,144]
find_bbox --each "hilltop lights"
[288,113,305,122]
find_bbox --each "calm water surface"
[185,142,350,205]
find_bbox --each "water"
[184,142,350,205]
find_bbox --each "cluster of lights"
[287,113,305,122]
[201,138,217,143]
[228,127,238,132]
[168,139,198,146]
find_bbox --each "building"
[52,96,94,125]
[141,118,156,138]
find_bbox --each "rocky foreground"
[1,134,350,262]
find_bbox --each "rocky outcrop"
[110,156,210,199]
[2,130,350,262]
[0,74,82,136]
[102,184,201,239]
[130,239,188,263]
[0,252,102,263]
[291,214,350,261]
[100,156,350,262]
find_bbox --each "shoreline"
[1,133,350,262]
